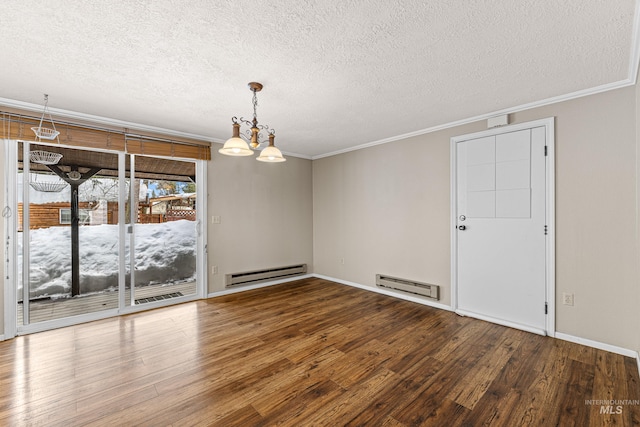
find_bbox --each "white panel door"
[456,127,546,334]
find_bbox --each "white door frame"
[450,117,555,337]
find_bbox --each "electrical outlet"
[340,258,345,265]
[211,266,218,275]
[562,292,574,306]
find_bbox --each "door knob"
[458,225,466,231]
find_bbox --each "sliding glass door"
[13,140,205,332]
[18,142,121,325]
[124,153,199,308]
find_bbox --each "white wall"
[313,86,640,354]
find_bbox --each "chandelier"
[218,82,286,162]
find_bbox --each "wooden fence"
[166,210,196,222]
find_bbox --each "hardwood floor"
[0,277,638,426]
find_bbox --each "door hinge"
[544,145,548,156]
[545,302,548,314]
[544,225,548,235]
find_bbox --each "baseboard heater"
[376,274,440,300]
[225,264,307,288]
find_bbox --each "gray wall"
[2,86,639,356]
[207,145,314,292]
[513,87,638,352]
[312,124,462,306]
[312,86,640,354]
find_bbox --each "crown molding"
[313,1,640,160]
[311,78,635,160]
[0,96,221,143]
[3,75,634,163]
[0,97,313,160]
[5,0,640,165]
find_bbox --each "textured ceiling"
[1,1,638,158]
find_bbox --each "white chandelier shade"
[219,82,286,163]
[257,134,286,162]
[218,123,253,156]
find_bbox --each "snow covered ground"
[19,220,196,298]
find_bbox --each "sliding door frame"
[3,139,17,339]
[118,152,207,315]
[2,140,207,337]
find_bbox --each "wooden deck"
[17,281,196,324]
[1,277,638,426]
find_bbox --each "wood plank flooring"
[0,277,638,426]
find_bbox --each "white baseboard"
[556,333,640,375]
[313,275,640,369]
[0,334,4,341]
[207,274,313,298]
[312,274,453,312]
[206,273,640,374]
[555,332,639,360]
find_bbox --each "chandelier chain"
[252,89,259,122]
[219,81,284,161]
